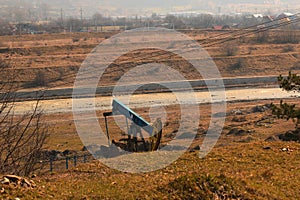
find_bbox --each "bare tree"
[274,30,299,44]
[92,12,104,26]
[66,17,82,32]
[165,15,186,29]
[223,42,239,56]
[0,60,48,176]
[0,20,13,36]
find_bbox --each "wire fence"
[35,154,95,173]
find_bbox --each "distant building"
[276,12,295,20]
[212,25,230,30]
[167,11,214,18]
[263,15,274,22]
[245,14,261,19]
[253,14,264,18]
[256,15,275,28]
[275,12,296,25]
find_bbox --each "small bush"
[279,129,300,142]
[57,68,64,81]
[159,173,250,199]
[282,45,295,53]
[223,42,239,56]
[256,31,269,43]
[72,38,80,43]
[0,59,10,68]
[248,47,256,54]
[274,31,299,44]
[32,71,48,87]
[291,62,300,70]
[70,66,77,71]
[229,59,243,71]
[35,50,42,56]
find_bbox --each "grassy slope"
[2,141,300,199]
[0,30,299,90]
[2,100,300,199]
[1,30,300,199]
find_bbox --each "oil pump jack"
[103,99,163,152]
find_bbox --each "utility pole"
[28,8,32,22]
[218,6,221,14]
[94,18,97,32]
[80,8,83,30]
[60,8,64,27]
[124,17,127,31]
[19,24,22,36]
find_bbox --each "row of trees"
[0,2,50,23]
[57,13,300,31]
[1,11,299,35]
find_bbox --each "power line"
[16,12,300,94]
[203,16,300,47]
[60,8,64,26]
[60,13,300,85]
[200,13,300,46]
[80,8,83,29]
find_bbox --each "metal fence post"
[66,157,69,170]
[74,156,77,167]
[50,159,53,172]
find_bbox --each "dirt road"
[12,87,299,115]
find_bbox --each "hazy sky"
[1,0,299,17]
[94,0,298,16]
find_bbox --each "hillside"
[0,29,300,199]
[1,100,300,199]
[0,30,299,91]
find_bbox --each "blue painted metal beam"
[112,99,153,134]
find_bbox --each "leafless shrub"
[291,62,300,70]
[274,31,299,44]
[228,58,244,71]
[223,42,239,56]
[255,31,270,43]
[57,68,64,81]
[282,45,295,53]
[72,38,80,43]
[0,59,11,69]
[0,65,48,176]
[32,71,48,87]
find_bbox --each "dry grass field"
[1,30,300,199]
[2,99,300,199]
[0,30,299,90]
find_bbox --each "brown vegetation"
[0,30,299,91]
[0,62,48,176]
[0,30,300,199]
